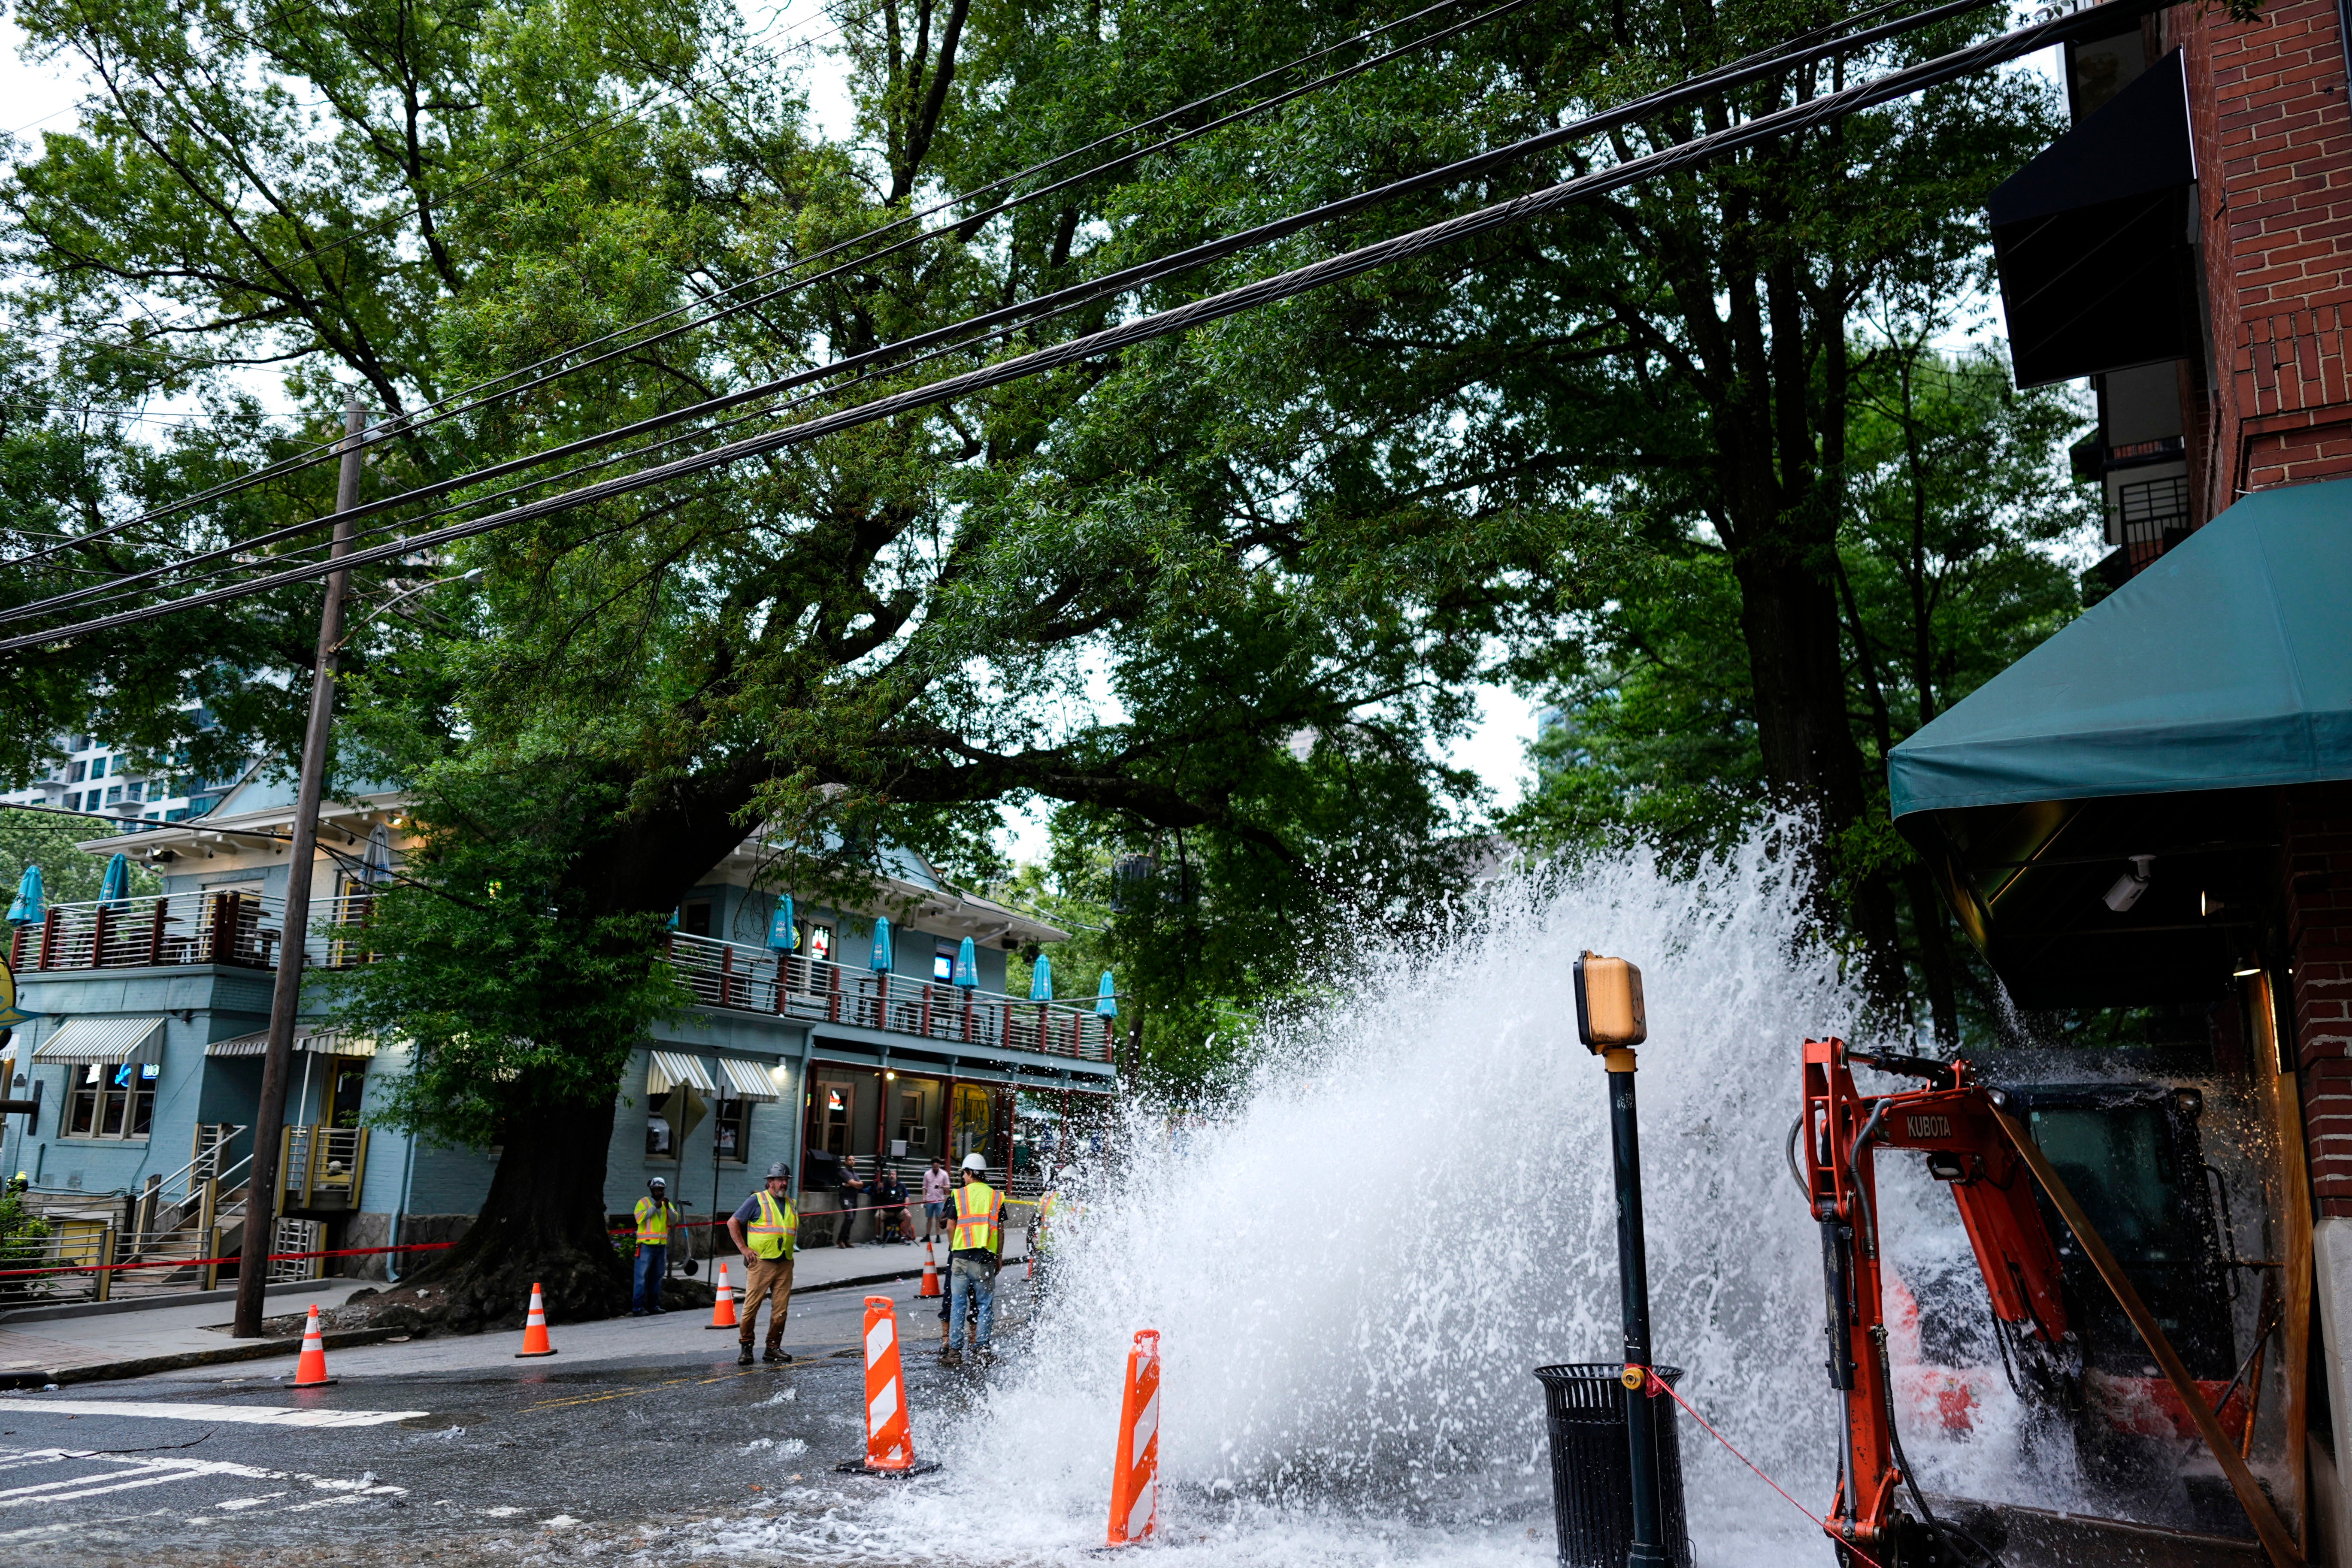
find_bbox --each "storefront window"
[645,1113,672,1158]
[714,1096,751,1162]
[67,1062,157,1140]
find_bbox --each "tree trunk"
[403,1088,627,1328]
[1726,530,1907,1008]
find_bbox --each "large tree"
[3,0,1540,1317]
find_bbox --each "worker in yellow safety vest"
[630,1177,679,1316]
[942,1151,1003,1366]
[726,1161,799,1365]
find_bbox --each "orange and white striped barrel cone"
[706,1261,740,1330]
[860,1295,914,1471]
[918,1241,941,1299]
[514,1281,557,1358]
[1105,1329,1161,1547]
[291,1303,336,1388]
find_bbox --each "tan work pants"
[740,1253,794,1346]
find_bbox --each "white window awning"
[647,1050,717,1096]
[34,1016,166,1066]
[717,1056,783,1103]
[205,1027,376,1059]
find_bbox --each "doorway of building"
[324,1058,368,1129]
[817,1078,862,1159]
[952,1083,992,1165]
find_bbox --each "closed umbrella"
[6,866,43,926]
[870,915,893,972]
[1096,970,1118,1017]
[953,935,978,989]
[98,853,130,907]
[1029,953,1053,1002]
[361,825,393,885]
[766,895,798,952]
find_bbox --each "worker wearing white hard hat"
[942,1151,1002,1366]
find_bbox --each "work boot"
[938,1348,963,1368]
[763,1345,790,1364]
[736,1343,754,1366]
[975,1346,997,1367]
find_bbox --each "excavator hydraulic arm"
[1802,1038,2070,1563]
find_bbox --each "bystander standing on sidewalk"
[921,1156,950,1243]
[726,1162,798,1366]
[835,1160,869,1247]
[630,1177,679,1316]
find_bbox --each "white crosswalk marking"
[3,1398,427,1428]
[0,1447,405,1518]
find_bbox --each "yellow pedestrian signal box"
[1573,952,1646,1051]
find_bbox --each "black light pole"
[1576,950,1667,1568]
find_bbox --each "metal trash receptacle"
[1532,1362,1692,1567]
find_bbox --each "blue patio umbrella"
[869,915,893,972]
[5,866,42,926]
[1028,953,1053,1002]
[98,852,130,907]
[1095,969,1118,1017]
[953,935,978,989]
[766,895,798,953]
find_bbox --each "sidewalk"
[0,1279,380,1386]
[0,1227,1028,1387]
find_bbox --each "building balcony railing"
[6,890,381,975]
[8,896,1117,1068]
[662,931,1117,1064]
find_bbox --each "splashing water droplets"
[747,831,2095,1564]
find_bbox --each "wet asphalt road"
[0,1273,1013,1567]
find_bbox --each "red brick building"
[1897,0,2352,1552]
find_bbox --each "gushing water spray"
[741,829,2112,1565]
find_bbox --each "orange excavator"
[1800,1037,2259,1568]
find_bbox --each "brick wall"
[2173,0,2352,517]
[2288,782,2352,1215]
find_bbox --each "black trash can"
[1532,1363,1693,1568]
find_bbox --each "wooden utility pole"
[233,393,366,1338]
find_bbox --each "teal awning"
[1890,478,2352,821]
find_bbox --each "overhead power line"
[0,0,2155,658]
[9,0,1511,569]
[0,0,1992,632]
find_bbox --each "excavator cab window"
[2014,1084,2234,1380]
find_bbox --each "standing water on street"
[728,827,2121,1565]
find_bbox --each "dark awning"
[1991,49,2199,388]
[1890,478,2352,1007]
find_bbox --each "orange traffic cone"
[515,1281,557,1358]
[1105,1329,1160,1547]
[918,1241,941,1299]
[291,1303,336,1388]
[707,1261,739,1330]
[860,1295,914,1471]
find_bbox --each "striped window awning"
[647,1050,717,1096]
[34,1016,166,1065]
[717,1056,783,1103]
[205,1027,376,1059]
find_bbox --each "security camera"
[2104,855,2155,913]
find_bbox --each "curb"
[0,1326,404,1390]
[0,1278,363,1326]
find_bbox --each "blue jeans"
[632,1244,667,1312]
[948,1253,995,1349]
